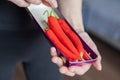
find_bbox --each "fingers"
[51,56,63,67]
[59,66,75,77]
[92,46,102,71]
[79,32,102,71]
[9,0,30,7]
[26,0,42,4]
[91,45,102,71]
[50,47,63,67]
[42,0,58,8]
[50,47,57,56]
[50,46,92,76]
[50,47,75,76]
[26,0,58,8]
[59,64,91,76]
[9,0,58,8]
[69,64,91,75]
[93,57,102,71]
[87,38,102,71]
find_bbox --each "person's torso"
[0,0,38,31]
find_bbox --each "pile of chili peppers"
[43,9,91,62]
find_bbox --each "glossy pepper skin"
[58,19,90,60]
[48,16,82,61]
[45,29,77,61]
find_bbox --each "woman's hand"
[8,0,58,8]
[50,32,102,76]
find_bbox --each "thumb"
[93,58,102,71]
[93,47,102,71]
[42,0,58,8]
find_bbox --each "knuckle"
[19,3,27,7]
[28,0,41,4]
[27,0,34,2]
[35,1,42,5]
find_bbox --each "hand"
[50,32,102,76]
[8,0,58,8]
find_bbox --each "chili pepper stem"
[60,56,66,64]
[43,9,59,19]
[43,10,50,18]
[42,20,50,31]
[51,8,59,19]
[80,52,83,60]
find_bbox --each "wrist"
[58,0,84,33]
[64,14,85,33]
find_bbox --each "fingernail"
[51,0,58,8]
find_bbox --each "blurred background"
[14,0,120,80]
[82,0,120,50]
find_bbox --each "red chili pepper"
[58,19,90,60]
[48,16,82,61]
[45,29,78,61]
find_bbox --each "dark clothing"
[0,1,61,80]
[82,0,120,50]
[0,1,38,31]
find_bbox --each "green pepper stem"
[43,9,59,19]
[43,10,50,18]
[52,8,59,19]
[42,20,50,30]
[80,52,83,59]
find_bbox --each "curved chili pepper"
[48,16,82,61]
[58,19,90,60]
[45,29,78,61]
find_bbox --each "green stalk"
[52,8,59,19]
[43,9,59,19]
[43,10,49,18]
[80,52,83,59]
[42,20,49,30]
